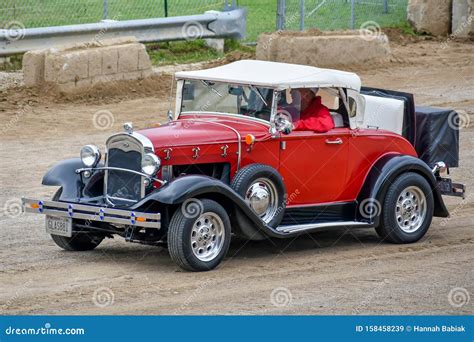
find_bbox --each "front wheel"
[376,172,434,244]
[168,199,231,271]
[51,234,104,251]
[50,189,104,251]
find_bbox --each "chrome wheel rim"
[190,212,225,262]
[244,178,278,224]
[395,186,427,233]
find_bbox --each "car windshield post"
[167,75,176,121]
[269,90,280,133]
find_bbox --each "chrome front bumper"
[22,198,161,229]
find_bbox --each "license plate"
[46,216,72,237]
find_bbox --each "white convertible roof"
[175,60,361,91]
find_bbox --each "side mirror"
[274,111,293,135]
[167,109,173,121]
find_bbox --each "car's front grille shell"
[105,134,144,203]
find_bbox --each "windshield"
[180,80,275,122]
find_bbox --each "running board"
[276,221,372,234]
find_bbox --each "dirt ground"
[0,38,473,315]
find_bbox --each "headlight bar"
[75,167,167,185]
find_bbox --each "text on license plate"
[45,216,72,237]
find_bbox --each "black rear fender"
[357,154,449,226]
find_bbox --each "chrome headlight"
[141,153,161,176]
[80,145,101,168]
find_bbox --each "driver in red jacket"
[293,88,335,133]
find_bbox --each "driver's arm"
[293,107,334,133]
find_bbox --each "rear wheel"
[168,199,231,271]
[376,172,434,244]
[49,189,104,251]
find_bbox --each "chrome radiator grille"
[105,134,144,203]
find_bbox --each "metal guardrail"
[0,8,246,56]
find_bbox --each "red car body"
[142,115,416,206]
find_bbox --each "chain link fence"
[239,0,408,41]
[1,0,409,43]
[0,0,226,27]
[278,0,408,32]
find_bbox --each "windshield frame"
[176,78,278,127]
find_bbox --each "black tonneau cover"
[414,106,460,168]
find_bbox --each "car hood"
[138,115,271,149]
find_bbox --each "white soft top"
[175,60,361,91]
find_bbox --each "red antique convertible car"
[22,60,465,271]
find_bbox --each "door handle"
[325,138,343,145]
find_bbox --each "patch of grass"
[0,55,22,71]
[223,39,254,53]
[147,39,254,66]
[392,20,417,36]
[147,40,221,66]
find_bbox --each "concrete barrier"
[22,37,153,92]
[407,0,452,36]
[256,30,390,68]
[452,0,474,37]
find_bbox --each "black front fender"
[42,158,84,201]
[42,158,104,201]
[132,175,283,238]
[357,154,449,226]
